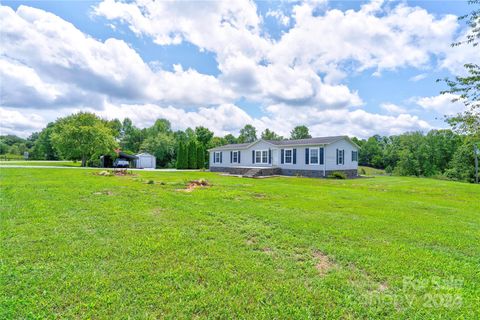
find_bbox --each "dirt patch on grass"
[314,250,335,276]
[262,247,273,254]
[93,190,114,196]
[95,169,136,177]
[152,208,164,215]
[176,179,211,192]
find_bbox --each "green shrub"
[360,168,366,175]
[328,171,347,179]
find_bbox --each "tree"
[120,118,145,153]
[238,124,257,143]
[439,1,480,138]
[261,128,283,140]
[445,139,477,182]
[209,136,227,149]
[141,133,175,168]
[196,144,205,169]
[106,119,122,139]
[32,123,58,160]
[195,126,213,147]
[148,119,172,136]
[290,125,312,139]
[176,142,185,169]
[51,112,117,167]
[0,141,8,155]
[224,134,237,144]
[187,140,197,169]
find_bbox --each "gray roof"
[209,142,251,151]
[209,135,351,151]
[266,136,348,146]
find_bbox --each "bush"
[328,171,347,179]
[360,168,366,175]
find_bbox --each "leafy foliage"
[238,124,257,143]
[290,125,312,140]
[51,112,118,166]
[261,128,283,140]
[439,1,480,138]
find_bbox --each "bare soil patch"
[313,250,335,275]
[176,179,211,192]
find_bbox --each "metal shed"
[135,152,156,169]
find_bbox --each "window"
[214,152,221,163]
[310,148,319,164]
[352,151,358,162]
[255,150,268,164]
[262,150,268,163]
[338,150,344,165]
[232,151,239,163]
[284,149,293,164]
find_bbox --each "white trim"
[309,147,320,165]
[352,150,358,162]
[232,150,239,163]
[214,151,221,163]
[338,149,345,165]
[255,149,269,164]
[284,148,293,164]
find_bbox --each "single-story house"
[135,152,156,169]
[208,136,359,178]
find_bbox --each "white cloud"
[415,93,466,115]
[257,104,431,138]
[266,9,290,26]
[380,103,408,114]
[91,102,431,139]
[0,5,235,109]
[0,107,45,137]
[1,1,476,139]
[409,73,427,82]
[94,0,269,61]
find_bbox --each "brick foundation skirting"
[210,166,358,178]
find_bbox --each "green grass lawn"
[0,160,81,167]
[1,168,479,318]
[359,166,386,176]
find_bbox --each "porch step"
[243,168,262,178]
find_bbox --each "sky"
[0,0,478,139]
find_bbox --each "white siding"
[210,140,277,168]
[324,139,358,171]
[209,138,358,172]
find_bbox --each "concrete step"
[243,168,262,178]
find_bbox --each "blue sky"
[0,0,477,138]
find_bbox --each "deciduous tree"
[290,125,312,139]
[51,112,117,167]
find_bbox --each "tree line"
[1,111,477,182]
[0,112,313,169]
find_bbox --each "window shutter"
[320,148,324,165]
[220,152,222,163]
[252,150,255,163]
[343,149,345,165]
[213,152,215,164]
[305,148,309,165]
[281,149,284,164]
[336,149,339,165]
[230,151,232,163]
[238,151,241,163]
[268,149,271,164]
[352,150,354,162]
[293,149,297,164]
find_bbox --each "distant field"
[0,160,81,167]
[1,168,478,318]
[359,165,386,175]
